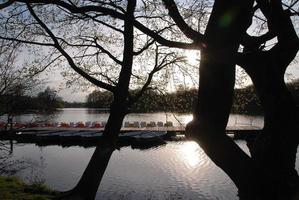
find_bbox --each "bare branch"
[133,39,155,55]
[162,0,205,43]
[28,54,62,77]
[133,19,200,49]
[11,0,199,50]
[0,35,55,47]
[83,13,124,34]
[129,45,185,105]
[0,0,15,10]
[94,38,122,65]
[26,2,116,92]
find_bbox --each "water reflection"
[1,108,264,128]
[0,141,38,178]
[179,141,201,167]
[4,141,243,199]
[85,108,109,114]
[5,140,295,199]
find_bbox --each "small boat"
[131,131,167,149]
[36,131,71,141]
[80,132,103,140]
[58,131,84,141]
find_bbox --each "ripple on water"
[8,141,253,200]
[96,141,237,200]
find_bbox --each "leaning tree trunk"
[185,0,278,198]
[239,2,299,198]
[59,1,136,199]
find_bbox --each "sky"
[43,69,89,102]
[43,51,299,103]
[8,0,298,103]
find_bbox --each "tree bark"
[102,0,136,143]
[186,0,282,198]
[59,145,114,200]
[59,1,137,199]
[187,0,299,198]
[239,1,299,197]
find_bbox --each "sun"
[185,50,200,65]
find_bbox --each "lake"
[2,109,292,200]
[7,108,265,128]
[1,140,299,200]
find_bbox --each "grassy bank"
[0,176,58,200]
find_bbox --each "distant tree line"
[86,80,299,114]
[63,101,87,108]
[3,81,298,115]
[0,87,64,115]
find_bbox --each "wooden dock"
[0,126,262,149]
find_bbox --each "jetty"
[0,124,261,148]
[0,119,262,149]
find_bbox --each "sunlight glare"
[180,141,201,167]
[182,115,193,126]
[185,50,199,65]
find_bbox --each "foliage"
[62,101,86,108]
[0,176,58,200]
[0,42,42,116]
[86,90,113,108]
[86,80,299,114]
[0,87,63,117]
[35,87,63,112]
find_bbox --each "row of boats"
[5,130,170,149]
[0,121,175,129]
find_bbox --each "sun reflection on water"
[180,141,201,167]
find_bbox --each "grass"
[0,176,59,200]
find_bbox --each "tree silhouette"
[0,1,188,199]
[162,0,299,198]
[1,0,299,199]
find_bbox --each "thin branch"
[13,0,200,50]
[0,0,15,10]
[129,46,184,105]
[84,13,124,34]
[162,0,205,43]
[133,39,155,55]
[282,1,298,13]
[26,3,115,92]
[94,38,122,65]
[133,19,200,49]
[0,35,55,47]
[29,54,62,76]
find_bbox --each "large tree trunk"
[59,93,129,199]
[244,58,299,199]
[185,0,277,198]
[103,95,127,144]
[59,145,114,200]
[239,1,299,197]
[59,1,137,199]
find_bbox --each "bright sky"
[43,50,299,103]
[20,1,298,103]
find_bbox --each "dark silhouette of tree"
[237,0,299,198]
[0,41,42,129]
[1,0,299,199]
[0,1,187,199]
[36,87,63,112]
[0,0,186,143]
[160,0,299,198]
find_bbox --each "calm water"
[2,141,299,200]
[8,108,264,128]
[1,109,276,199]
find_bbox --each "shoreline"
[0,176,58,200]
